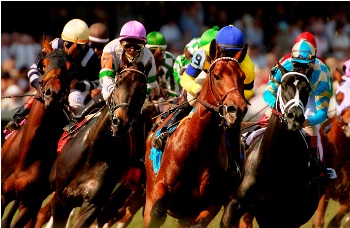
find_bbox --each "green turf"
[3,196,342,227]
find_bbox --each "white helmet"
[61,19,89,44]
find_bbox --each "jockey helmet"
[146,31,167,50]
[119,20,147,43]
[61,19,89,44]
[343,59,350,78]
[291,40,316,64]
[294,32,317,50]
[215,25,245,51]
[89,23,109,44]
[200,26,219,47]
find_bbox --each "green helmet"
[146,31,167,50]
[200,26,219,47]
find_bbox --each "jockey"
[145,31,176,99]
[153,25,255,175]
[4,19,101,133]
[173,26,219,93]
[173,37,201,93]
[262,39,335,180]
[88,22,110,59]
[63,20,158,132]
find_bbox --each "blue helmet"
[215,25,245,51]
[291,40,316,64]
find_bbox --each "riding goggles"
[121,41,145,51]
[89,42,105,51]
[64,41,85,50]
[291,50,315,62]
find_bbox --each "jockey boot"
[4,95,35,132]
[153,102,192,150]
[241,124,261,150]
[63,93,105,132]
[307,136,337,183]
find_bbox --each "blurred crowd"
[2,2,350,116]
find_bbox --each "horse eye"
[214,73,219,80]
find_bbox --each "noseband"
[108,67,147,137]
[196,57,248,120]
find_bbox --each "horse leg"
[34,195,53,228]
[328,204,350,228]
[72,202,98,228]
[220,199,244,228]
[144,182,168,228]
[9,200,41,228]
[1,200,19,228]
[239,212,254,228]
[51,193,73,228]
[114,189,145,228]
[341,212,350,228]
[313,194,329,228]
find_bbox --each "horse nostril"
[287,112,294,119]
[227,105,237,113]
[45,88,52,96]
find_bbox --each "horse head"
[334,72,350,137]
[200,39,248,127]
[37,36,75,109]
[275,63,311,131]
[108,55,152,136]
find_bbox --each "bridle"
[37,50,74,104]
[196,57,248,121]
[273,72,309,125]
[108,67,147,137]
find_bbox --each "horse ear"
[144,57,152,75]
[334,68,343,84]
[121,53,129,69]
[234,43,248,63]
[67,39,78,56]
[277,61,288,75]
[209,39,218,61]
[42,35,53,54]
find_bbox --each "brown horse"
[143,40,249,227]
[49,56,152,228]
[221,65,322,228]
[1,37,75,228]
[313,71,350,228]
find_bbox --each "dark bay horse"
[49,56,152,228]
[1,37,75,228]
[313,72,350,228]
[221,64,322,228]
[143,41,249,227]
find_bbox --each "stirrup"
[63,119,78,133]
[152,132,169,150]
[5,119,20,132]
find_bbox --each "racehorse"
[1,37,75,228]
[313,70,350,228]
[143,40,249,227]
[220,63,323,228]
[49,55,152,228]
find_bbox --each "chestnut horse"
[221,64,323,228]
[313,71,350,228]
[49,56,152,228]
[1,38,75,228]
[144,40,249,227]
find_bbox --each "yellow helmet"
[61,19,89,44]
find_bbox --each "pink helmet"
[343,59,350,78]
[119,20,146,43]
